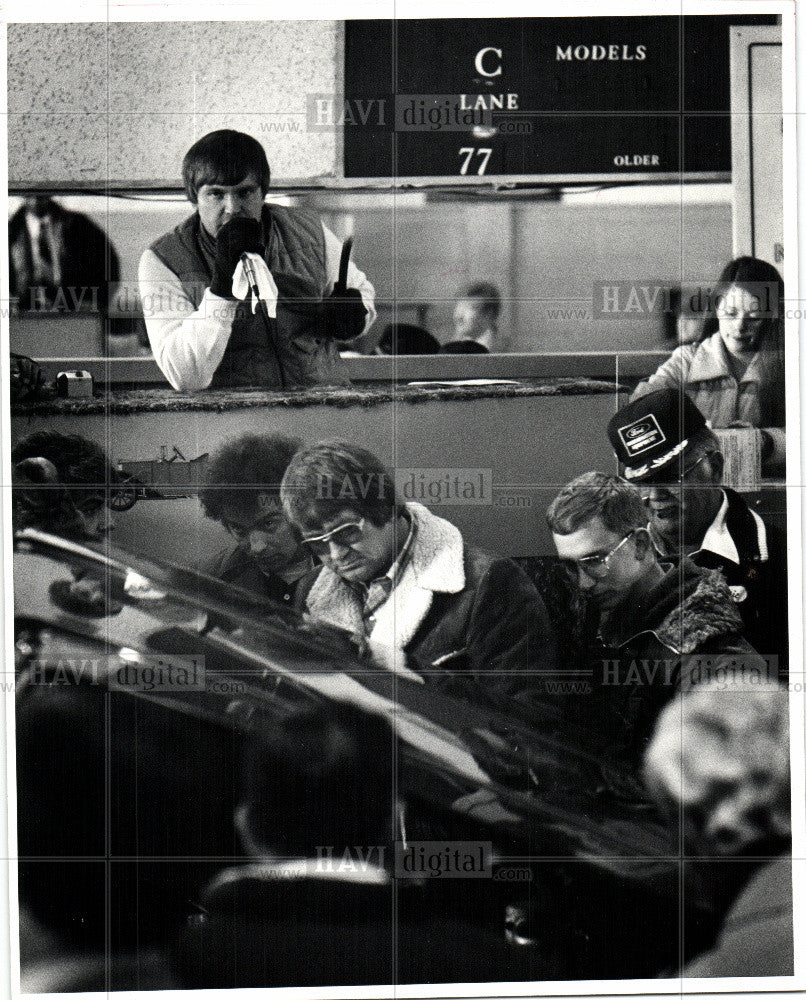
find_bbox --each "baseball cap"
[607,390,708,482]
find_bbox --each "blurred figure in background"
[633,257,785,475]
[375,322,439,355]
[644,681,792,977]
[12,430,126,618]
[446,281,502,353]
[9,196,120,318]
[199,432,312,606]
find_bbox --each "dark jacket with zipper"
[577,560,763,761]
[676,488,787,677]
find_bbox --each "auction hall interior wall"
[7,21,341,186]
[9,392,621,563]
[8,19,733,353]
[9,188,732,354]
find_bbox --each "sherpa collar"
[304,502,465,649]
[602,560,744,655]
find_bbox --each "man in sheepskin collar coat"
[549,472,764,760]
[281,441,558,705]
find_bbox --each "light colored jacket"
[632,333,785,465]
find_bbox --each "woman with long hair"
[633,257,785,473]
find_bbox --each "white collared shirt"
[650,489,768,565]
[696,490,768,564]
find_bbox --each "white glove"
[232,253,278,317]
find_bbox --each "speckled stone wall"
[8,21,342,187]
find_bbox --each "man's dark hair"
[281,441,400,530]
[182,130,271,204]
[199,433,302,523]
[547,471,646,537]
[462,281,501,323]
[12,431,112,536]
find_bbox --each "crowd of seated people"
[11,354,794,985]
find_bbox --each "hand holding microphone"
[236,253,278,317]
[210,217,264,299]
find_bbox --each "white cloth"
[139,220,376,393]
[231,253,278,317]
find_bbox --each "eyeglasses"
[301,519,365,555]
[564,530,636,581]
[639,452,713,493]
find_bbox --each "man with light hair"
[547,471,762,759]
[281,440,557,703]
[447,281,502,353]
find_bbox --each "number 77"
[458,147,493,176]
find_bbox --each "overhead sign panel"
[343,15,778,181]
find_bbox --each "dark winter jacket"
[683,855,793,978]
[686,489,786,676]
[206,545,305,608]
[580,560,764,760]
[294,503,558,705]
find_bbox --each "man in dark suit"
[9,195,120,316]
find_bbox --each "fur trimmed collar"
[605,562,744,655]
[304,503,465,649]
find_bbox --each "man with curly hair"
[12,430,117,540]
[200,432,312,606]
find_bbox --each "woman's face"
[716,283,768,359]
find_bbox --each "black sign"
[342,15,778,180]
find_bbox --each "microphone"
[240,253,262,302]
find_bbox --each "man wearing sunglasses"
[280,441,557,704]
[607,389,786,673]
[548,472,761,760]
[200,433,313,607]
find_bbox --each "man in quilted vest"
[139,130,375,391]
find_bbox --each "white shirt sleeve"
[321,224,377,337]
[138,247,239,393]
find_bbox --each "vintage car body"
[12,528,717,988]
